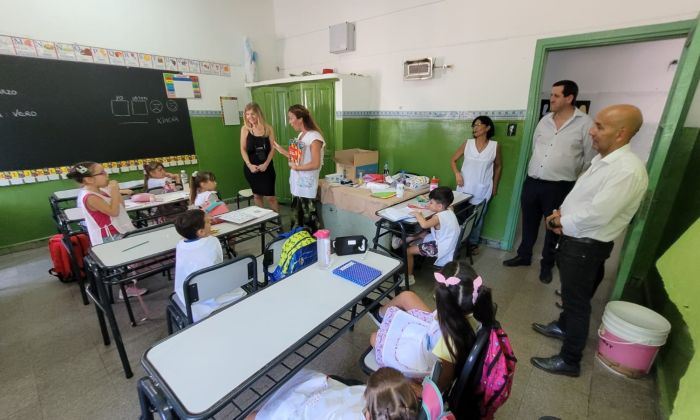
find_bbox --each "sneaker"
[398,274,416,287]
[361,297,383,326]
[391,235,402,250]
[119,285,148,300]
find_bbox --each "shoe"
[398,274,416,287]
[539,266,553,284]
[503,256,531,267]
[468,244,480,255]
[555,289,561,296]
[391,235,402,250]
[555,301,563,309]
[119,285,148,300]
[361,297,383,326]
[530,355,580,377]
[532,321,565,340]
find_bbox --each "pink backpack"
[478,326,516,419]
[421,376,456,420]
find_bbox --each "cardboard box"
[334,149,379,182]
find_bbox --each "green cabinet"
[251,81,336,202]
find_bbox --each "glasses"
[90,170,107,177]
[472,122,485,128]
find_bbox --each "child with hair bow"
[367,261,495,395]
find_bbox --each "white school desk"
[373,190,472,288]
[140,251,402,419]
[61,190,189,223]
[85,210,282,378]
[51,179,144,201]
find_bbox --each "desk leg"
[260,222,266,254]
[97,274,134,378]
[398,223,410,291]
[88,268,110,346]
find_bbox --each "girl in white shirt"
[143,161,180,193]
[450,116,502,254]
[189,171,220,207]
[272,104,325,231]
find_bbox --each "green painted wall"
[366,118,524,245]
[624,128,700,419]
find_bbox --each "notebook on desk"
[333,260,382,287]
[217,206,274,224]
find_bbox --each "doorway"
[503,16,700,299]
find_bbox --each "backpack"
[268,228,317,282]
[48,233,91,283]
[478,325,516,419]
[421,376,456,420]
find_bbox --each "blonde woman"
[240,102,278,212]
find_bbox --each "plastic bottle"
[383,161,390,181]
[313,229,332,269]
[396,182,405,198]
[180,170,190,193]
[400,170,407,185]
[430,176,439,192]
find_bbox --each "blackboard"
[0,54,195,171]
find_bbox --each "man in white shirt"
[504,80,594,284]
[530,104,648,377]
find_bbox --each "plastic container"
[313,229,332,268]
[180,170,189,193]
[396,182,405,198]
[429,176,439,191]
[597,301,671,378]
[383,162,390,182]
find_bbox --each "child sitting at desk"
[367,261,495,419]
[173,209,227,322]
[68,162,146,299]
[250,367,419,420]
[392,186,460,285]
[143,161,180,193]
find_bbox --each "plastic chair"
[257,235,287,287]
[456,209,479,265]
[236,188,253,209]
[166,254,257,333]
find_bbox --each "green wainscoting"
[367,118,524,246]
[190,116,247,200]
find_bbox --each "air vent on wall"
[404,58,433,80]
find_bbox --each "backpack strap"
[448,323,493,408]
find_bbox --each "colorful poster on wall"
[221,64,231,77]
[165,57,178,71]
[56,43,77,60]
[0,35,14,54]
[153,55,166,69]
[75,45,94,62]
[92,47,109,64]
[163,73,201,99]
[188,60,201,73]
[124,51,139,67]
[108,49,125,65]
[177,58,190,72]
[35,40,58,59]
[12,37,36,56]
[138,53,154,68]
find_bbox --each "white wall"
[541,38,686,161]
[271,0,698,111]
[0,0,277,110]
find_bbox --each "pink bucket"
[597,301,671,378]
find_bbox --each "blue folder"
[332,260,382,287]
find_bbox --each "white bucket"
[597,301,671,378]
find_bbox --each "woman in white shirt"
[450,116,502,254]
[272,104,325,231]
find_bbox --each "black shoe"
[539,266,553,284]
[532,321,565,340]
[503,256,531,267]
[530,355,580,377]
[361,297,383,326]
[555,289,561,296]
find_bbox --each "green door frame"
[504,17,700,299]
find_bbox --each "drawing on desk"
[217,206,274,224]
[382,207,415,222]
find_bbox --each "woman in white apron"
[450,116,502,254]
[272,104,325,231]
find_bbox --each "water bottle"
[383,161,390,181]
[400,170,407,185]
[396,182,405,198]
[313,229,332,269]
[430,176,439,192]
[180,170,190,193]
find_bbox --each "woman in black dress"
[240,102,278,211]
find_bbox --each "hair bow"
[191,170,199,177]
[472,276,483,304]
[75,165,89,174]
[434,272,460,286]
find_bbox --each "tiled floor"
[0,209,658,420]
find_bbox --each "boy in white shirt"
[395,187,460,285]
[174,209,223,320]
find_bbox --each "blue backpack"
[268,228,317,282]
